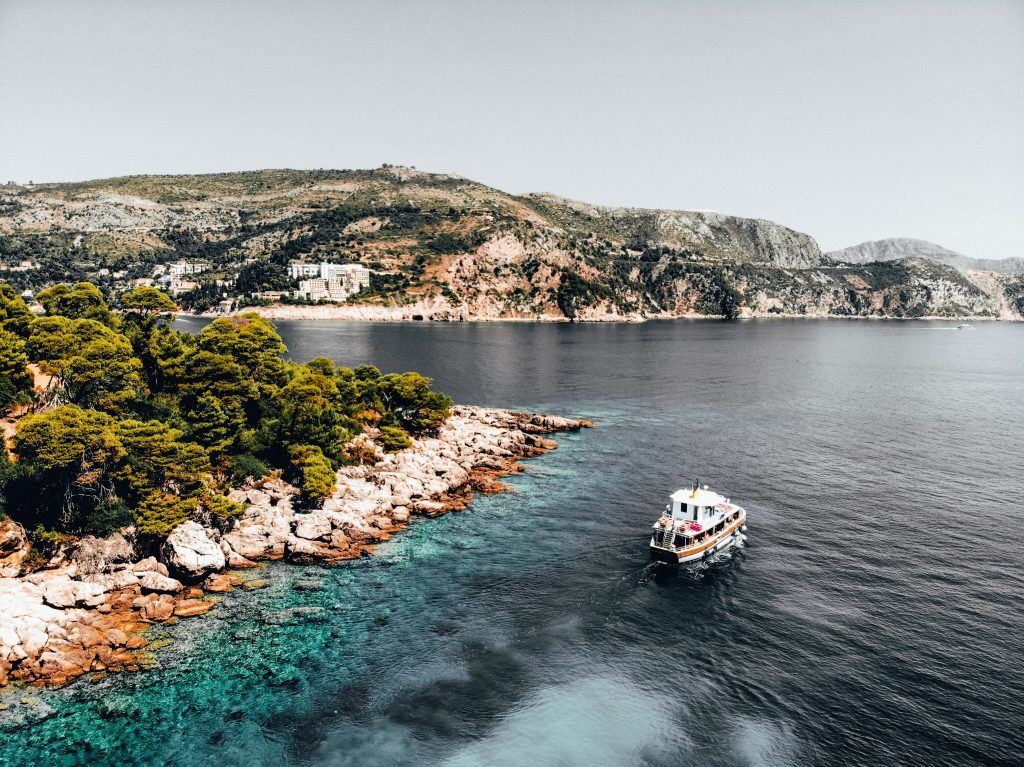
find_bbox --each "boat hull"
[649,514,747,564]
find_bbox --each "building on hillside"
[168,261,210,278]
[288,262,371,287]
[296,278,348,302]
[254,290,288,302]
[291,262,372,302]
[168,279,197,296]
[287,262,322,279]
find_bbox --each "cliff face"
[0,168,1018,320]
[522,196,823,268]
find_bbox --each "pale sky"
[1,0,1022,257]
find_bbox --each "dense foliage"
[0,281,452,545]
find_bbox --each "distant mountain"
[827,238,1024,275]
[0,169,1021,320]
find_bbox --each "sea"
[1,318,1021,767]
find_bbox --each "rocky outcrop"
[163,521,225,581]
[0,406,591,689]
[215,407,591,568]
[0,519,29,576]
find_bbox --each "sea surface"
[2,319,1022,767]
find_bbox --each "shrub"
[230,453,272,483]
[377,425,412,452]
[288,444,336,506]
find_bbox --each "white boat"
[649,481,747,564]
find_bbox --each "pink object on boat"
[690,523,703,532]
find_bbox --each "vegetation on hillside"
[0,281,452,551]
[0,167,1012,320]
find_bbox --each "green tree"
[288,444,336,506]
[119,286,178,321]
[27,317,142,410]
[0,283,33,338]
[0,329,33,413]
[377,425,412,452]
[134,493,195,537]
[115,419,210,506]
[377,372,453,434]
[195,314,289,391]
[119,287,180,390]
[13,405,125,531]
[275,368,355,463]
[183,392,238,455]
[36,282,115,325]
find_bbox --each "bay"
[2,319,1021,767]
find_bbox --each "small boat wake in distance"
[649,480,747,565]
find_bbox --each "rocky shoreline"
[0,406,591,691]
[190,305,1019,323]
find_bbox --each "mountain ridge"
[1,167,1021,321]
[827,237,1024,276]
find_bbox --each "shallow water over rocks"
[2,319,1022,767]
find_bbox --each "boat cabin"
[654,485,743,550]
[669,486,729,525]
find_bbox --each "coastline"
[0,406,591,692]
[183,304,1018,323]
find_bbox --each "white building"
[292,262,372,301]
[287,262,322,280]
[168,261,210,278]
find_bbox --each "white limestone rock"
[163,521,225,580]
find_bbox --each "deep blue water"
[2,319,1022,767]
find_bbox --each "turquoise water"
[2,320,1022,766]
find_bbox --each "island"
[0,281,590,689]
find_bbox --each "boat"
[649,481,747,564]
[957,324,972,330]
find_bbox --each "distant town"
[5,258,374,314]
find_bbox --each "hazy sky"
[1,0,1022,257]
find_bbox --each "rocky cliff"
[0,168,1018,320]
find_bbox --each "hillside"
[0,168,1020,320]
[828,238,1024,276]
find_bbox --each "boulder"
[0,519,29,573]
[173,599,214,618]
[105,629,128,647]
[201,573,241,593]
[246,489,271,505]
[163,521,225,581]
[133,593,174,621]
[137,572,183,594]
[221,505,291,562]
[17,625,49,655]
[285,536,338,564]
[132,557,170,577]
[329,529,350,550]
[391,506,411,524]
[293,512,332,541]
[70,533,135,577]
[42,580,109,609]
